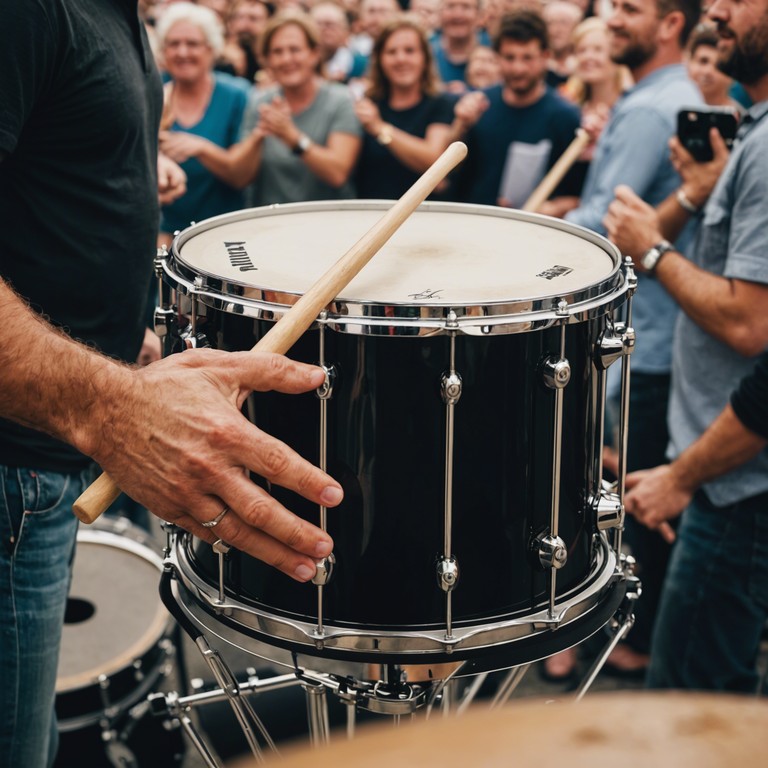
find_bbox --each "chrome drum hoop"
[168,531,620,666]
[164,201,629,337]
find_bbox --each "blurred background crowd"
[141,0,746,247]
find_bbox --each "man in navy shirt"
[450,10,582,207]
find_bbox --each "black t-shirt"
[0,0,163,470]
[355,94,455,199]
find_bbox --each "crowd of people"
[2,0,767,765]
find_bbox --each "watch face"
[642,241,673,272]
[642,247,659,272]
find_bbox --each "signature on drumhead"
[536,265,574,280]
[408,289,443,300]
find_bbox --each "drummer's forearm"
[0,277,131,458]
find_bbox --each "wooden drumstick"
[522,128,590,213]
[73,141,468,524]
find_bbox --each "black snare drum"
[161,201,632,671]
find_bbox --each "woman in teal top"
[157,3,248,244]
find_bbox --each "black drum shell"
[190,311,606,631]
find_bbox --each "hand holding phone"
[677,106,738,162]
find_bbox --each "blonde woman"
[560,16,632,158]
[539,17,631,218]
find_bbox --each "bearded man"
[604,0,768,692]
[530,0,704,683]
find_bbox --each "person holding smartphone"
[603,0,768,692]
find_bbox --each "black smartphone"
[677,106,738,162]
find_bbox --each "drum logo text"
[536,265,573,280]
[224,241,257,272]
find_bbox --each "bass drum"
[54,520,184,768]
[162,201,631,672]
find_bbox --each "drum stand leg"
[574,559,641,702]
[456,672,488,715]
[490,664,531,709]
[345,699,357,740]
[304,680,331,747]
[192,636,278,763]
[175,706,221,768]
[158,567,279,765]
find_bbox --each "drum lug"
[441,372,463,404]
[154,310,211,354]
[445,309,460,330]
[590,487,624,530]
[193,274,207,291]
[436,556,460,592]
[180,325,211,350]
[154,305,177,340]
[533,532,568,570]
[542,357,571,389]
[213,539,231,605]
[315,364,337,400]
[154,246,168,275]
[595,321,635,371]
[311,553,336,586]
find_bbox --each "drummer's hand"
[669,128,730,210]
[157,151,187,205]
[85,350,342,581]
[259,96,299,146]
[604,185,663,266]
[624,466,689,544]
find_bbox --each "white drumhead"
[56,531,169,692]
[175,202,618,307]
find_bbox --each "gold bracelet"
[376,124,393,146]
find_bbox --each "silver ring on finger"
[202,506,230,528]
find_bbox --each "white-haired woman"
[157,2,249,246]
[173,13,362,206]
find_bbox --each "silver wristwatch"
[641,239,675,274]
[292,133,312,156]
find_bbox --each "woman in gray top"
[183,13,362,205]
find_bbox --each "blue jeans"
[623,372,673,655]
[607,372,673,654]
[0,466,86,768]
[647,489,768,692]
